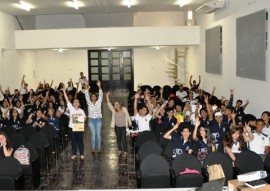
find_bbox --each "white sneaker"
[71,155,76,160]
[80,155,85,160]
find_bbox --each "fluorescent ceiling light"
[178,0,191,7]
[14,1,33,11]
[123,0,135,8]
[66,0,84,10]
[52,48,68,52]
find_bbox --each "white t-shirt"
[262,125,270,140]
[176,90,187,99]
[67,102,86,128]
[231,142,241,154]
[249,131,270,155]
[134,113,152,132]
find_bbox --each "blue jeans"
[88,118,102,150]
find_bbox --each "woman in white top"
[84,80,103,155]
[106,92,131,157]
[63,85,86,160]
[223,124,253,162]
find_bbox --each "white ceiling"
[0,0,210,16]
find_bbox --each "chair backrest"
[1,126,17,137]
[140,153,170,175]
[135,131,157,149]
[138,141,163,160]
[40,125,58,137]
[264,153,270,170]
[10,133,26,151]
[235,150,264,173]
[203,152,233,181]
[27,132,49,147]
[20,125,37,141]
[164,141,174,159]
[0,157,23,177]
[171,154,202,175]
[24,143,39,161]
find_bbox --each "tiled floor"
[26,94,136,190]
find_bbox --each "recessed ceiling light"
[66,0,84,10]
[14,1,33,11]
[178,0,191,7]
[123,0,135,8]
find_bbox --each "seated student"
[164,123,193,158]
[223,124,253,162]
[0,132,13,159]
[176,84,187,101]
[155,103,177,133]
[205,96,230,149]
[193,118,216,165]
[26,109,46,130]
[174,103,184,124]
[233,99,249,123]
[249,119,270,160]
[133,93,153,132]
[261,111,270,137]
[4,108,24,130]
[194,103,209,126]
[46,108,60,131]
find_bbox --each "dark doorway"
[88,50,134,93]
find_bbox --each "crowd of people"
[1,73,270,167]
[130,75,270,166]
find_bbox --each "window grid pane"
[90,52,98,58]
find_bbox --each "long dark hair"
[0,132,12,151]
[199,125,215,151]
[223,127,246,151]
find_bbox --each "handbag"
[207,164,225,181]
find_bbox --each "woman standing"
[0,132,13,159]
[63,85,86,160]
[106,92,131,157]
[84,80,103,155]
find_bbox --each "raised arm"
[194,103,201,119]
[74,82,79,99]
[205,95,213,121]
[210,86,215,99]
[154,102,166,118]
[243,123,254,142]
[193,118,200,141]
[242,99,249,110]
[96,80,103,102]
[62,84,70,104]
[0,85,4,96]
[50,80,54,89]
[21,75,25,87]
[164,123,179,140]
[145,94,153,116]
[198,75,201,86]
[189,75,193,87]
[134,93,140,116]
[41,91,49,107]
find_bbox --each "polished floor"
[25,93,136,190]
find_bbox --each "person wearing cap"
[205,96,230,150]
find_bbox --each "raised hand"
[97,80,101,88]
[134,93,140,99]
[231,111,236,119]
[195,117,200,127]
[106,91,110,97]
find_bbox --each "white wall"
[0,11,37,92]
[36,50,88,86]
[134,12,185,26]
[186,0,270,117]
[134,47,176,89]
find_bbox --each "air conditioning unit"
[195,0,225,14]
